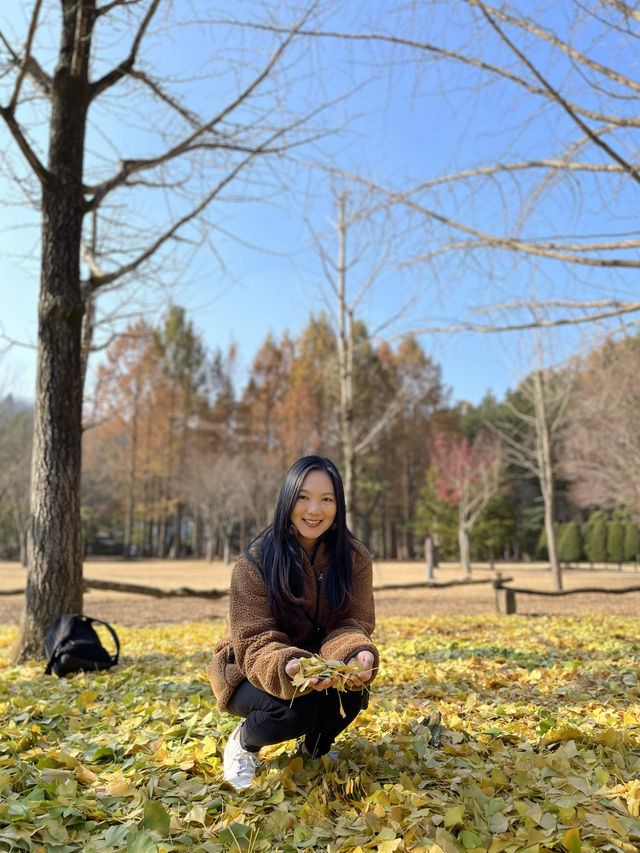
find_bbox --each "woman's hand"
[345,650,375,689]
[285,658,336,691]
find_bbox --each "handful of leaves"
[290,654,368,717]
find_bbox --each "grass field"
[1,560,639,850]
[2,558,640,624]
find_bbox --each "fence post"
[493,571,517,615]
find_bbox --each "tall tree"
[1,1,345,659]
[239,333,293,461]
[276,315,340,460]
[484,327,576,591]
[153,306,208,558]
[431,430,503,577]
[562,336,640,521]
[373,336,450,557]
[84,319,158,558]
[310,190,417,529]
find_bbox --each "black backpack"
[45,613,120,677]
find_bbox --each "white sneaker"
[223,723,259,790]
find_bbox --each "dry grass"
[2,557,640,625]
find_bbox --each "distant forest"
[2,306,639,569]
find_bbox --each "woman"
[207,455,378,790]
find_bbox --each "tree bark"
[337,193,357,531]
[15,0,94,661]
[123,381,140,559]
[459,523,472,578]
[534,368,563,591]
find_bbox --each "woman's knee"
[279,694,318,736]
[242,692,317,747]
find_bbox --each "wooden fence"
[0,576,497,599]
[3,573,640,615]
[492,571,640,614]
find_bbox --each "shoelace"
[234,752,258,773]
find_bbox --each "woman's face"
[290,469,337,548]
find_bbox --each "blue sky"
[1,1,635,407]
[0,199,520,407]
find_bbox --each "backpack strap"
[85,617,120,664]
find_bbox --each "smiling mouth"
[304,520,323,527]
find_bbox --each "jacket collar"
[300,539,329,571]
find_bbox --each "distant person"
[425,532,438,579]
[207,455,378,790]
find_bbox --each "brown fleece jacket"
[207,539,378,711]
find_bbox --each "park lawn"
[0,615,639,852]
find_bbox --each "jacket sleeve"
[228,555,309,701]
[320,544,379,681]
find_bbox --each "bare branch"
[233,21,634,128]
[407,302,640,337]
[475,0,640,186]
[8,0,44,111]
[0,1,50,184]
[602,1,640,25]
[478,298,640,315]
[127,68,201,129]
[464,0,640,95]
[0,330,37,352]
[296,160,640,268]
[0,104,49,185]
[354,392,404,455]
[86,10,313,211]
[87,100,317,288]
[90,0,162,98]
[96,1,143,16]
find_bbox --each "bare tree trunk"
[192,501,201,558]
[171,502,182,558]
[222,531,231,564]
[534,368,562,591]
[123,380,140,559]
[157,515,166,558]
[425,534,436,579]
[402,457,413,558]
[15,1,93,660]
[390,521,398,559]
[459,523,472,578]
[204,515,214,562]
[337,193,356,531]
[141,415,153,556]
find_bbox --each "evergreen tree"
[536,528,548,561]
[624,522,640,565]
[607,519,625,569]
[558,521,583,566]
[473,494,517,567]
[412,466,458,559]
[583,513,607,567]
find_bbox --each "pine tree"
[607,519,625,569]
[624,523,640,566]
[583,514,607,568]
[558,521,583,567]
[536,528,548,561]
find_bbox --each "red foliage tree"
[431,431,503,576]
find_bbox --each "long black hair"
[246,455,356,621]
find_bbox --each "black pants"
[227,678,369,757]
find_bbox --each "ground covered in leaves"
[1,615,639,852]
